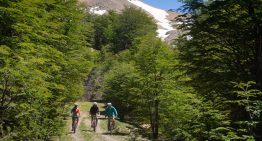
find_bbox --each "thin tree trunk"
[149,103,155,139]
[153,100,159,139]
[255,23,262,90]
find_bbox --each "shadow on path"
[81,129,94,132]
[101,132,129,136]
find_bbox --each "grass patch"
[98,105,131,136]
[79,116,92,139]
[78,101,93,139]
[50,117,73,141]
[77,101,92,111]
[99,118,108,131]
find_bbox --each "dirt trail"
[68,115,85,141]
[66,102,134,141]
[83,115,125,141]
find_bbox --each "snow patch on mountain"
[127,0,173,40]
[90,6,107,15]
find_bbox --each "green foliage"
[177,0,262,98]
[5,0,258,140]
[0,0,95,139]
[103,61,140,120]
[91,11,119,50]
[176,0,262,139]
[91,7,157,53]
[89,5,239,139]
[113,7,157,53]
[230,82,262,138]
[87,0,262,139]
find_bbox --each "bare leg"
[112,117,115,129]
[107,118,110,131]
[71,117,74,131]
[96,117,98,126]
[76,117,79,125]
[91,116,93,127]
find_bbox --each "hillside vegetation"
[0,0,95,140]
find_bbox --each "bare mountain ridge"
[79,0,180,43]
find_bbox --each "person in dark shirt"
[89,102,100,127]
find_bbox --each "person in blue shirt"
[105,103,118,131]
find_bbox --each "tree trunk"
[153,100,159,140]
[149,103,155,139]
[255,23,262,90]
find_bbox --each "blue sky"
[142,0,184,10]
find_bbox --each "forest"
[0,0,262,140]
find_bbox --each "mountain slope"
[127,0,177,41]
[79,0,180,43]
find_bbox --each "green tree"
[103,61,140,120]
[177,0,262,139]
[230,82,262,139]
[113,7,157,53]
[91,11,119,50]
[132,35,178,139]
[0,0,94,139]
